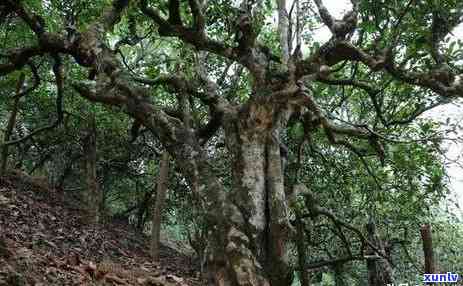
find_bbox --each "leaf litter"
[0,172,201,286]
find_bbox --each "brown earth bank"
[0,171,201,286]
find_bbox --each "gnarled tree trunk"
[199,97,294,286]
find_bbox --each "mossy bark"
[198,98,294,286]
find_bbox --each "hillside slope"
[0,172,200,286]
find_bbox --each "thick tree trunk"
[204,139,293,285]
[69,18,297,282]
[75,70,297,286]
[82,114,101,224]
[200,100,294,286]
[1,73,25,175]
[365,220,394,286]
[150,151,169,261]
[420,223,435,274]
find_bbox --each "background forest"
[1,0,463,285]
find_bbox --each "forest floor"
[0,171,202,286]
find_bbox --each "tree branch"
[313,0,358,39]
[11,63,41,99]
[2,56,64,147]
[188,0,205,31]
[4,0,45,36]
[306,255,364,269]
[299,39,463,98]
[139,0,237,61]
[297,184,389,262]
[0,47,45,76]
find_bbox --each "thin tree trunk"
[1,73,25,175]
[150,151,169,261]
[366,220,394,286]
[420,223,435,274]
[277,0,290,65]
[82,113,100,224]
[296,0,301,48]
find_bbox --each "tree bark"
[82,113,101,224]
[277,0,290,65]
[150,151,170,261]
[420,223,435,274]
[201,98,294,286]
[1,73,25,175]
[365,220,394,286]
